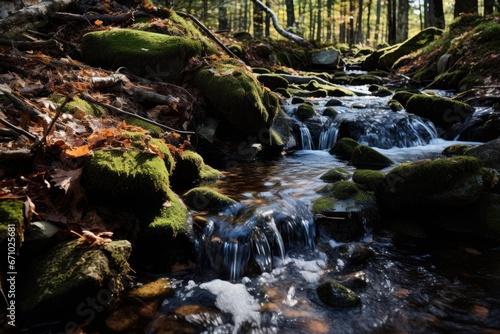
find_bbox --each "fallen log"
[53,10,150,25]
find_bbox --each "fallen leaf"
[64,145,90,158]
[50,167,83,194]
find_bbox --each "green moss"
[82,29,205,81]
[296,103,316,121]
[83,149,170,208]
[352,169,385,192]
[392,91,417,107]
[52,95,106,117]
[412,67,437,82]
[200,164,223,182]
[171,150,221,188]
[350,75,383,85]
[406,94,474,129]
[433,70,467,89]
[275,87,292,98]
[0,199,24,247]
[351,145,393,170]
[183,186,236,211]
[312,196,336,215]
[257,74,289,91]
[123,117,164,138]
[193,63,274,134]
[369,85,393,97]
[442,144,474,156]
[146,188,189,236]
[329,137,359,160]
[323,107,338,118]
[458,73,485,91]
[388,99,404,111]
[320,167,350,183]
[316,280,360,309]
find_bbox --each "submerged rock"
[320,167,351,183]
[316,280,361,308]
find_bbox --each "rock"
[296,103,317,121]
[128,278,174,301]
[437,53,452,74]
[19,240,132,325]
[316,280,360,309]
[170,150,222,190]
[325,98,343,107]
[442,144,475,157]
[388,99,404,111]
[22,221,59,255]
[313,181,379,242]
[381,156,488,212]
[183,187,237,211]
[335,242,374,265]
[0,199,24,251]
[464,137,500,172]
[405,94,475,132]
[432,70,467,90]
[329,137,360,160]
[309,48,341,68]
[392,90,417,107]
[352,169,386,192]
[351,145,393,170]
[350,75,384,85]
[83,148,171,209]
[320,167,351,183]
[82,29,211,82]
[334,271,368,290]
[257,73,289,91]
[457,107,500,142]
[192,63,278,135]
[323,107,339,118]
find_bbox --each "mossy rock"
[406,94,474,129]
[296,103,316,121]
[380,27,444,69]
[329,137,359,160]
[192,63,276,135]
[82,29,206,82]
[291,97,306,104]
[392,91,418,107]
[313,181,375,215]
[0,199,24,250]
[325,98,343,107]
[290,88,328,98]
[83,148,170,209]
[442,144,474,156]
[320,167,350,183]
[227,44,243,57]
[370,85,393,97]
[323,107,339,118]
[123,117,164,138]
[349,75,383,85]
[381,156,486,211]
[52,95,106,117]
[412,67,437,83]
[458,73,485,92]
[257,74,289,91]
[433,70,467,90]
[388,99,404,111]
[183,187,237,211]
[19,239,131,324]
[170,150,221,189]
[352,169,386,192]
[275,87,292,98]
[316,280,361,309]
[351,145,393,170]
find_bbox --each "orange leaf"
[94,19,103,26]
[65,145,90,158]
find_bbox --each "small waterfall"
[299,126,313,150]
[318,124,339,150]
[198,198,316,281]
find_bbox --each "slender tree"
[316,0,323,41]
[387,0,397,44]
[326,0,335,42]
[454,0,479,16]
[396,0,409,42]
[253,2,264,37]
[484,0,496,14]
[356,0,364,44]
[218,0,229,31]
[374,0,382,44]
[286,0,296,27]
[365,0,372,44]
[429,0,445,28]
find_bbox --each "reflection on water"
[145,149,500,334]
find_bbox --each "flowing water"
[145,93,500,333]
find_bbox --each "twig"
[79,93,195,135]
[0,118,39,142]
[0,38,62,52]
[41,93,74,144]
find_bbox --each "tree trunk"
[0,0,76,38]
[365,0,372,44]
[326,0,334,43]
[218,0,229,31]
[396,0,409,43]
[454,0,478,17]
[430,0,445,29]
[286,0,296,27]
[253,2,264,37]
[265,1,271,37]
[374,0,381,44]
[387,0,397,44]
[316,0,322,41]
[356,0,363,44]
[484,0,495,14]
[251,0,314,48]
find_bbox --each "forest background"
[166,0,498,48]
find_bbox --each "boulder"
[329,137,360,160]
[308,48,341,68]
[170,150,222,190]
[351,145,393,170]
[183,187,237,211]
[320,167,351,183]
[19,240,132,326]
[82,29,209,82]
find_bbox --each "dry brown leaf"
[64,145,90,158]
[50,167,83,194]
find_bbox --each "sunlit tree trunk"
[374,0,381,44]
[396,0,408,43]
[316,0,322,41]
[286,0,296,27]
[326,0,334,42]
[265,1,271,36]
[454,0,478,17]
[340,1,347,43]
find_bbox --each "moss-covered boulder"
[349,75,383,85]
[257,74,289,91]
[313,181,378,242]
[320,167,350,183]
[0,199,24,251]
[381,156,488,212]
[323,107,339,118]
[370,85,393,97]
[432,70,467,90]
[19,239,131,325]
[83,149,171,209]
[192,63,277,135]
[296,103,316,121]
[388,99,404,111]
[82,29,208,82]
[183,187,237,211]
[352,169,386,192]
[392,91,418,107]
[406,94,474,130]
[52,95,107,117]
[316,280,360,309]
[464,137,500,173]
[170,150,222,189]
[442,143,474,156]
[351,145,393,170]
[329,137,359,160]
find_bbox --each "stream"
[144,91,500,333]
